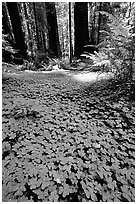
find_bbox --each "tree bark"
[6,2,27,58]
[97,2,102,45]
[61,25,65,57]
[74,2,89,58]
[33,3,41,50]
[45,2,61,58]
[128,2,132,25]
[23,3,34,57]
[88,2,96,45]
[92,3,96,45]
[2,2,14,42]
[69,2,72,63]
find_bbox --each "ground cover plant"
[2,71,135,202]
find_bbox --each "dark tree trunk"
[88,2,96,45]
[45,2,61,58]
[2,2,14,42]
[69,2,72,63]
[97,2,102,45]
[33,3,49,53]
[128,2,132,25]
[74,2,89,57]
[33,3,41,50]
[42,31,47,52]
[92,3,97,45]
[6,2,27,58]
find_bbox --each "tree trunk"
[92,3,96,45]
[128,2,132,25]
[23,3,34,57]
[45,2,61,58]
[88,2,96,45]
[74,2,89,58]
[97,2,102,45]
[2,2,14,42]
[6,2,27,58]
[61,25,65,57]
[69,2,72,63]
[33,3,41,50]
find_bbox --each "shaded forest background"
[2,2,135,79]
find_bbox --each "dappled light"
[72,71,113,83]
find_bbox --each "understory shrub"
[2,33,17,63]
[81,11,135,80]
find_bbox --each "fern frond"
[81,10,134,79]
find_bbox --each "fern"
[81,11,135,79]
[2,34,17,54]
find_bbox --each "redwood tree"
[6,2,27,58]
[2,2,14,42]
[74,2,89,57]
[97,2,102,45]
[45,2,61,58]
[33,2,41,50]
[23,3,34,57]
[69,2,72,63]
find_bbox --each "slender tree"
[23,3,34,57]
[33,3,41,50]
[74,2,89,57]
[97,2,102,45]
[69,2,72,63]
[2,2,14,42]
[127,2,132,25]
[88,2,96,45]
[61,26,65,57]
[6,2,27,58]
[35,3,49,53]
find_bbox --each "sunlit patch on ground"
[72,71,114,83]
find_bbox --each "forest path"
[2,71,135,202]
[3,65,114,84]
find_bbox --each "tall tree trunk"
[33,2,41,50]
[42,31,47,52]
[2,2,14,42]
[69,2,72,63]
[6,2,27,58]
[61,25,65,57]
[64,19,69,58]
[88,2,96,45]
[23,3,33,57]
[74,2,89,58]
[45,2,61,58]
[97,2,102,45]
[92,3,96,45]
[40,31,46,52]
[128,2,132,25]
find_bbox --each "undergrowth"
[81,11,135,80]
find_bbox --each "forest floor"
[2,68,135,202]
